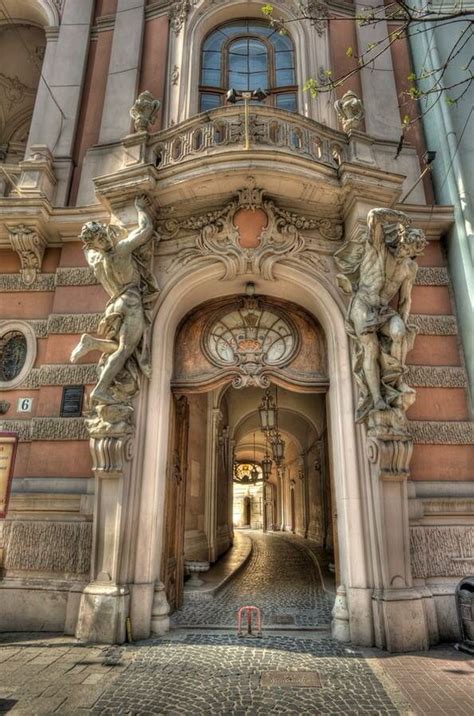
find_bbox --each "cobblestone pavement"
[172,531,334,628]
[92,633,401,716]
[1,531,473,715]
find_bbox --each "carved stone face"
[80,222,112,252]
[394,227,427,258]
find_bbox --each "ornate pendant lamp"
[250,432,259,481]
[258,389,276,433]
[261,431,273,481]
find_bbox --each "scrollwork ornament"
[166,183,339,280]
[8,225,47,286]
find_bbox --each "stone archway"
[77,259,430,652]
[130,262,374,644]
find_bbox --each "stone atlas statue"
[334,208,427,424]
[71,194,159,436]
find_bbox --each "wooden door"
[161,394,189,613]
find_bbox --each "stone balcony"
[151,105,347,172]
[84,104,426,216]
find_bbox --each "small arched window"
[200,20,297,113]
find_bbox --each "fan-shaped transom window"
[203,302,298,369]
[200,20,297,112]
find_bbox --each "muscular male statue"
[71,195,158,405]
[335,208,426,422]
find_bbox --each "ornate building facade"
[0,0,472,652]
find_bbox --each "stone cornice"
[54,267,97,286]
[22,364,97,389]
[0,273,55,291]
[47,313,101,334]
[410,421,473,445]
[415,267,449,286]
[411,314,457,335]
[406,365,467,388]
[0,268,98,292]
[28,314,101,337]
[0,417,88,442]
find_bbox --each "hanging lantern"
[271,433,285,464]
[258,389,276,432]
[261,454,273,481]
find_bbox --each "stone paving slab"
[0,637,132,715]
[366,644,474,716]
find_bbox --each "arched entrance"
[130,263,374,645]
[158,292,337,618]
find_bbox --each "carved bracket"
[8,225,47,286]
[90,436,134,476]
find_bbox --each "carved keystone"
[8,225,47,286]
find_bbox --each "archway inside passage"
[160,292,338,617]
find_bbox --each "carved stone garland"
[162,182,342,280]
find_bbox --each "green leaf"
[346,46,353,57]
[402,115,410,126]
[262,3,274,15]
[323,69,332,77]
[367,42,376,51]
[303,78,319,98]
[445,96,455,105]
[407,72,416,81]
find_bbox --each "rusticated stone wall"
[410,525,474,578]
[2,520,92,575]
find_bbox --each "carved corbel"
[89,435,134,476]
[8,225,47,286]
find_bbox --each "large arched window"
[200,20,297,113]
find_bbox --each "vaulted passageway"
[172,531,334,629]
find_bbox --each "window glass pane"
[229,38,249,55]
[201,68,221,86]
[249,72,268,90]
[275,51,294,70]
[275,93,297,112]
[228,71,248,91]
[276,68,295,86]
[200,93,221,112]
[203,32,225,52]
[271,33,293,51]
[228,52,248,73]
[219,22,248,36]
[249,45,268,73]
[202,51,220,69]
[251,23,274,37]
[0,331,27,382]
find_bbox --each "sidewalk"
[0,631,473,714]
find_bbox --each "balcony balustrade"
[150,106,347,172]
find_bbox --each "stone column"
[227,436,235,541]
[27,0,95,203]
[99,0,146,144]
[75,435,133,644]
[277,466,285,531]
[367,413,428,652]
[355,0,400,140]
[298,454,308,538]
[204,403,222,562]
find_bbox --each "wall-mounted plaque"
[60,385,84,417]
[0,432,18,518]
